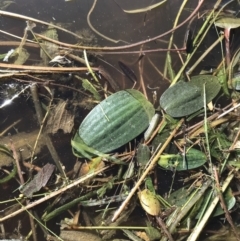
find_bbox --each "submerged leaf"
[167,185,196,207]
[136,143,151,166]
[190,75,221,102]
[232,72,240,90]
[160,81,203,117]
[82,78,101,101]
[21,163,55,197]
[160,75,221,117]
[13,48,29,65]
[118,61,137,83]
[196,187,236,219]
[46,100,74,134]
[215,17,240,29]
[40,26,58,65]
[216,67,229,95]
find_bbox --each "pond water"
[0,0,240,240]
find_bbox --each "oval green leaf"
[190,75,221,103]
[158,148,207,171]
[72,89,155,157]
[160,81,203,117]
[138,189,161,216]
[160,75,221,118]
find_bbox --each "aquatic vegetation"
[1,1,240,241]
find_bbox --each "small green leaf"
[158,148,207,171]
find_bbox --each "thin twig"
[217,102,240,119]
[138,45,147,99]
[0,166,109,222]
[0,62,95,71]
[10,140,24,185]
[229,128,240,151]
[0,10,84,40]
[0,1,204,51]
